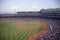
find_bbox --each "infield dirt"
[15,21,41,30]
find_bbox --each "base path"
[28,22,49,40]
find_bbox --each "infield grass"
[24,21,38,26]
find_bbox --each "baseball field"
[0,21,49,40]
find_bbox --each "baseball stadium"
[0,0,60,40]
[0,8,60,40]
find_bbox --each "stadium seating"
[36,22,60,40]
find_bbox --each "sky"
[0,0,60,13]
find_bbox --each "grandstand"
[0,8,60,18]
[40,8,60,18]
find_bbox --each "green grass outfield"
[0,21,45,40]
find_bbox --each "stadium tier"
[0,8,60,18]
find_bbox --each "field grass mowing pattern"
[0,21,45,40]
